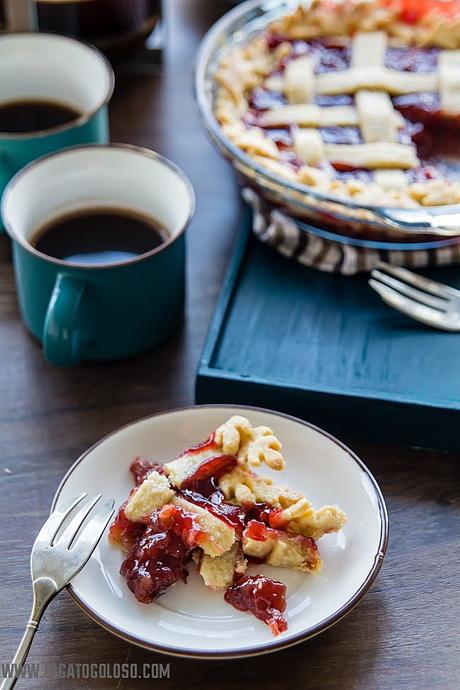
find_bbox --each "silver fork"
[369,262,460,331]
[0,493,114,690]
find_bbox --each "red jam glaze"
[245,519,269,541]
[245,503,287,530]
[267,34,350,72]
[250,35,460,183]
[224,575,288,635]
[184,474,221,498]
[120,510,192,603]
[266,507,287,530]
[181,453,238,492]
[179,488,246,534]
[130,456,164,486]
[159,504,208,548]
[119,505,211,603]
[108,502,146,551]
[245,519,319,551]
[182,432,218,455]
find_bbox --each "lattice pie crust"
[120,416,346,588]
[214,0,460,207]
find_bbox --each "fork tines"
[369,262,460,332]
[32,494,115,588]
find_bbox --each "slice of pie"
[215,0,460,208]
[109,415,347,635]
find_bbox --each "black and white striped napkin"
[243,188,460,276]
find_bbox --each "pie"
[109,415,347,636]
[214,0,460,208]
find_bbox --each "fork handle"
[0,578,58,690]
[0,619,40,690]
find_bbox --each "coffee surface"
[31,208,167,265]
[0,99,81,134]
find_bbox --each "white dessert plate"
[52,405,388,659]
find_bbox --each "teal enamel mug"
[0,32,113,225]
[2,144,195,366]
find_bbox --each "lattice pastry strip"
[124,471,174,522]
[259,103,404,128]
[283,30,421,176]
[294,129,325,166]
[280,31,439,99]
[355,90,398,143]
[280,31,438,96]
[284,55,315,104]
[194,544,247,590]
[315,62,438,95]
[172,495,237,557]
[439,50,460,115]
[324,142,418,169]
[351,31,387,68]
[219,466,347,540]
[276,497,348,541]
[242,522,321,573]
[291,137,419,169]
[374,169,408,189]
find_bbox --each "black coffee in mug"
[0,99,81,134]
[31,207,168,265]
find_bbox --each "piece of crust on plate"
[172,495,237,558]
[220,466,347,540]
[242,520,321,573]
[124,471,175,522]
[164,416,286,490]
[219,465,302,507]
[194,544,247,590]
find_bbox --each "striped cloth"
[243,188,460,276]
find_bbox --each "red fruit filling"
[246,503,287,530]
[224,575,288,635]
[181,453,238,494]
[244,520,320,572]
[119,505,207,603]
[181,433,219,455]
[180,488,246,534]
[130,456,164,486]
[108,502,146,551]
[249,34,460,185]
[111,438,306,633]
[382,0,460,24]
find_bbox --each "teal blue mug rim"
[2,143,196,271]
[0,32,114,141]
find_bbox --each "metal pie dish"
[195,0,460,246]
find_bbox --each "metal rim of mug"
[0,32,115,140]
[1,143,196,270]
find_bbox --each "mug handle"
[43,274,86,366]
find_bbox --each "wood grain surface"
[0,2,459,688]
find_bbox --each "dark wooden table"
[1,2,459,688]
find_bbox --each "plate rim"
[52,403,389,660]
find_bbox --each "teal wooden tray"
[195,213,460,452]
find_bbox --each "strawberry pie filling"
[224,575,288,636]
[109,418,346,636]
[247,35,460,183]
